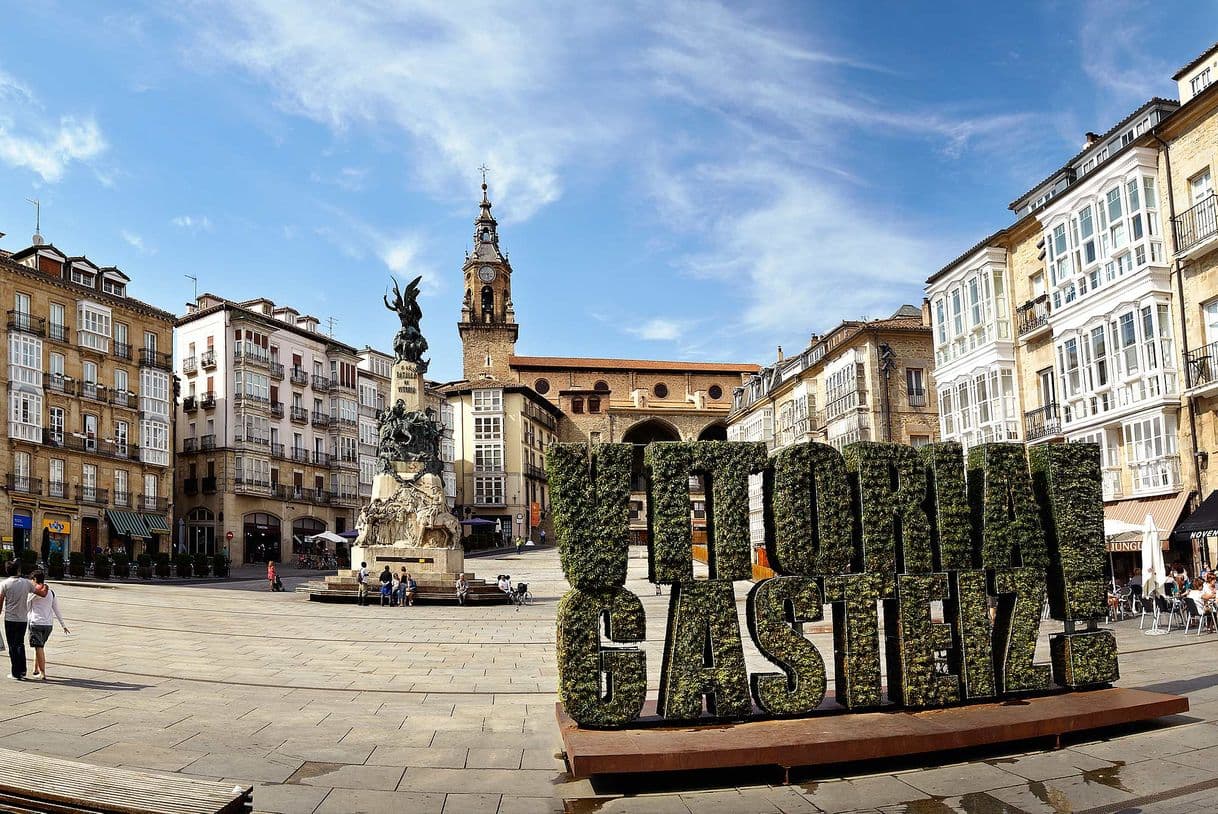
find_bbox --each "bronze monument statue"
[384,275,429,372]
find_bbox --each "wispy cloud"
[0,114,106,183]
[625,318,692,341]
[171,214,213,232]
[1079,1,1175,114]
[121,230,155,255]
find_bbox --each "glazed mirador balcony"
[1023,403,1065,442]
[1016,295,1050,339]
[1173,192,1218,259]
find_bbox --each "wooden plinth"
[558,687,1188,779]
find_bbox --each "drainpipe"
[1154,128,1205,503]
[876,332,895,442]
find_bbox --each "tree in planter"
[193,553,211,577]
[93,554,112,580]
[112,553,130,578]
[68,551,86,579]
[155,553,171,579]
[47,552,66,580]
[137,554,153,579]
[175,553,193,578]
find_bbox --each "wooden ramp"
[558,687,1188,779]
[0,748,252,813]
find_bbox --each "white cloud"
[626,318,690,341]
[0,114,107,183]
[171,215,213,232]
[1079,1,1174,114]
[121,230,155,255]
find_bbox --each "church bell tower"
[458,178,518,380]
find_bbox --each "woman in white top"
[26,571,68,681]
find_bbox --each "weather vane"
[478,164,490,185]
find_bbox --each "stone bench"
[0,747,252,813]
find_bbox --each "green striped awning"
[142,514,171,533]
[106,510,150,539]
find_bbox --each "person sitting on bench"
[497,574,512,603]
[455,574,469,605]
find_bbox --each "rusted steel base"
[558,687,1188,779]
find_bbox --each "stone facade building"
[1,237,175,557]
[442,183,757,544]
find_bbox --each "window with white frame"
[49,459,65,496]
[8,333,41,388]
[474,415,502,441]
[474,475,505,505]
[359,456,378,485]
[114,469,128,501]
[140,420,169,466]
[77,303,111,351]
[140,368,170,417]
[472,389,502,412]
[359,419,378,446]
[474,442,503,472]
[8,390,42,441]
[930,263,1010,365]
[1192,68,1212,96]
[143,474,158,509]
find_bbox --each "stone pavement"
[2,546,1217,813]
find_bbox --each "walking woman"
[26,571,68,681]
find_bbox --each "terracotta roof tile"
[508,355,759,373]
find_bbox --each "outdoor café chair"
[1138,594,1161,630]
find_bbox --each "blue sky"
[0,1,1214,380]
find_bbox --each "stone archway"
[621,418,682,490]
[697,421,728,441]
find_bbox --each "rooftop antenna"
[184,274,198,302]
[326,316,338,337]
[25,198,42,245]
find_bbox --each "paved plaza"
[0,547,1216,813]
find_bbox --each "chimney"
[777,345,784,362]
[1084,131,1102,148]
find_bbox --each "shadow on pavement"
[52,676,148,692]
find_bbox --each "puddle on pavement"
[1080,760,1129,792]
[284,761,345,784]
[563,797,612,813]
[1025,780,1073,812]
[889,793,1028,813]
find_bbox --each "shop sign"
[11,515,32,530]
[43,519,71,534]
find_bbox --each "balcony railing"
[5,475,41,495]
[200,349,217,369]
[359,402,380,418]
[45,375,75,396]
[183,396,198,412]
[112,490,130,508]
[6,311,45,336]
[907,391,927,408]
[201,391,216,409]
[312,374,331,392]
[75,485,109,506]
[290,367,309,386]
[47,480,67,499]
[183,437,198,453]
[136,494,169,512]
[312,451,332,466]
[233,477,272,493]
[182,356,197,374]
[270,443,286,458]
[1016,295,1051,337]
[80,382,108,403]
[111,390,136,409]
[290,447,310,464]
[200,434,216,450]
[234,343,270,367]
[311,411,332,428]
[1174,192,1218,255]
[202,476,217,494]
[47,322,69,343]
[113,341,132,361]
[41,429,143,462]
[139,348,174,370]
[183,478,199,496]
[1185,340,1218,390]
[1023,403,1065,441]
[234,433,270,448]
[290,406,308,423]
[270,402,285,418]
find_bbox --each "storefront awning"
[142,514,171,534]
[1103,491,1192,547]
[1173,490,1218,540]
[105,510,150,539]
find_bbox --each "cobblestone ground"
[3,547,1216,813]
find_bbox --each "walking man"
[0,560,43,680]
[356,561,369,606]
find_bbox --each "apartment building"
[2,237,175,557]
[174,295,362,563]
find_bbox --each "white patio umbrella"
[1140,513,1168,635]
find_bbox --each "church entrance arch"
[620,419,682,546]
[697,421,728,441]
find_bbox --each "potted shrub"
[155,553,171,579]
[213,553,229,578]
[93,553,112,579]
[175,553,193,578]
[137,554,153,580]
[47,552,65,580]
[193,552,211,578]
[112,552,130,579]
[68,551,86,579]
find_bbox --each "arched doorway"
[698,422,728,441]
[621,419,682,545]
[243,512,281,564]
[292,516,326,560]
[186,507,216,556]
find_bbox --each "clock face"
[478,266,496,283]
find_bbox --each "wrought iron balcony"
[290,367,309,386]
[1174,192,1218,256]
[201,476,217,494]
[269,362,284,380]
[112,490,130,508]
[183,396,198,412]
[80,382,108,402]
[1017,295,1051,337]
[47,322,69,343]
[201,391,216,409]
[75,485,109,506]
[312,451,332,466]
[311,411,332,428]
[270,442,286,458]
[136,494,169,512]
[312,374,331,392]
[200,349,217,369]
[6,311,45,336]
[45,374,75,396]
[182,356,197,374]
[139,348,174,370]
[290,447,310,464]
[200,434,216,450]
[183,437,198,454]
[5,475,41,495]
[47,481,67,499]
[1186,340,1218,390]
[183,478,199,496]
[270,402,285,418]
[1023,403,1065,441]
[111,390,136,409]
[290,406,309,423]
[113,341,132,361]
